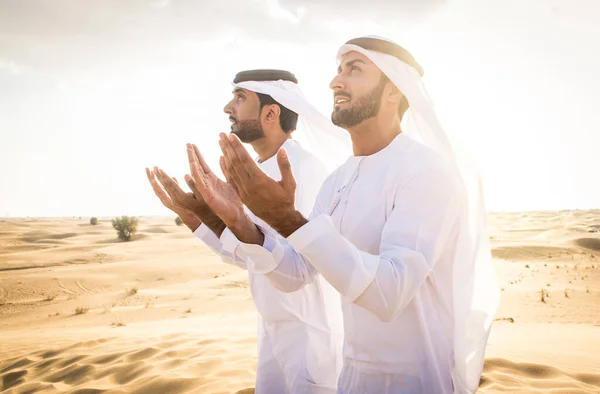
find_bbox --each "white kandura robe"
[237,133,468,394]
[194,139,344,394]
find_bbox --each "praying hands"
[217,132,308,238]
[146,152,226,237]
[186,141,265,245]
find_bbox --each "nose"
[223,100,233,115]
[330,73,345,92]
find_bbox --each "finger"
[277,148,296,192]
[188,160,212,199]
[156,168,185,198]
[228,133,264,179]
[154,166,168,185]
[219,133,236,169]
[146,169,173,206]
[219,133,248,182]
[219,141,247,196]
[184,173,205,200]
[184,173,197,192]
[186,146,203,174]
[219,156,232,182]
[189,143,212,175]
[220,156,240,196]
[155,169,172,192]
[145,167,153,183]
[219,136,244,191]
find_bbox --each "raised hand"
[187,143,263,244]
[186,144,244,225]
[145,167,201,231]
[219,133,306,237]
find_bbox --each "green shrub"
[175,216,183,226]
[90,217,98,225]
[112,216,138,242]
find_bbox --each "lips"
[334,94,351,105]
[229,117,238,125]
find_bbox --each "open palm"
[187,144,245,227]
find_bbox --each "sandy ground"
[1,211,599,393]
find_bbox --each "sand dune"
[1,211,600,393]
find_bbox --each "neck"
[347,113,402,156]
[251,131,292,162]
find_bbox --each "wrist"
[270,209,307,238]
[229,215,264,245]
[173,209,201,232]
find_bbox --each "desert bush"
[175,216,183,226]
[75,306,89,315]
[112,216,138,242]
[126,287,138,296]
[90,217,98,225]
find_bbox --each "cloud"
[266,0,306,24]
[0,58,28,75]
[0,0,450,76]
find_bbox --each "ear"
[385,82,404,106]
[262,104,281,126]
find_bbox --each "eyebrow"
[338,58,367,73]
[232,87,246,94]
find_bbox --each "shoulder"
[389,137,464,197]
[285,140,328,179]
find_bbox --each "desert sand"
[1,211,599,393]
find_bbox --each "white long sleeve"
[194,139,328,273]
[240,164,462,321]
[237,178,328,291]
[241,229,320,292]
[194,224,250,270]
[290,166,461,321]
[235,133,490,393]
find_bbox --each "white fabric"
[195,139,344,394]
[336,39,501,394]
[235,38,500,393]
[234,79,352,173]
[241,134,463,393]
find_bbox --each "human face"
[223,87,264,143]
[330,51,388,128]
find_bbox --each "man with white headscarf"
[203,37,500,393]
[147,69,345,394]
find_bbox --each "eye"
[350,65,361,73]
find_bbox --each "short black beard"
[331,76,388,128]
[231,119,265,143]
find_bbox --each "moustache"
[229,116,238,123]
[334,91,351,100]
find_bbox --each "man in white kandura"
[194,37,500,393]
[146,69,349,394]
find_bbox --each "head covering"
[231,69,352,173]
[234,69,299,84]
[337,36,500,393]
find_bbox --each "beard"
[331,76,387,128]
[230,119,265,143]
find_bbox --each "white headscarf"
[233,79,352,173]
[337,36,500,394]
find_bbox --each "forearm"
[263,250,319,292]
[228,216,264,246]
[237,226,319,292]
[191,206,226,238]
[263,209,308,239]
[194,225,249,270]
[286,215,431,322]
[174,210,202,232]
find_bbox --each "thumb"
[277,149,296,192]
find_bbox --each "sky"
[0,0,599,217]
